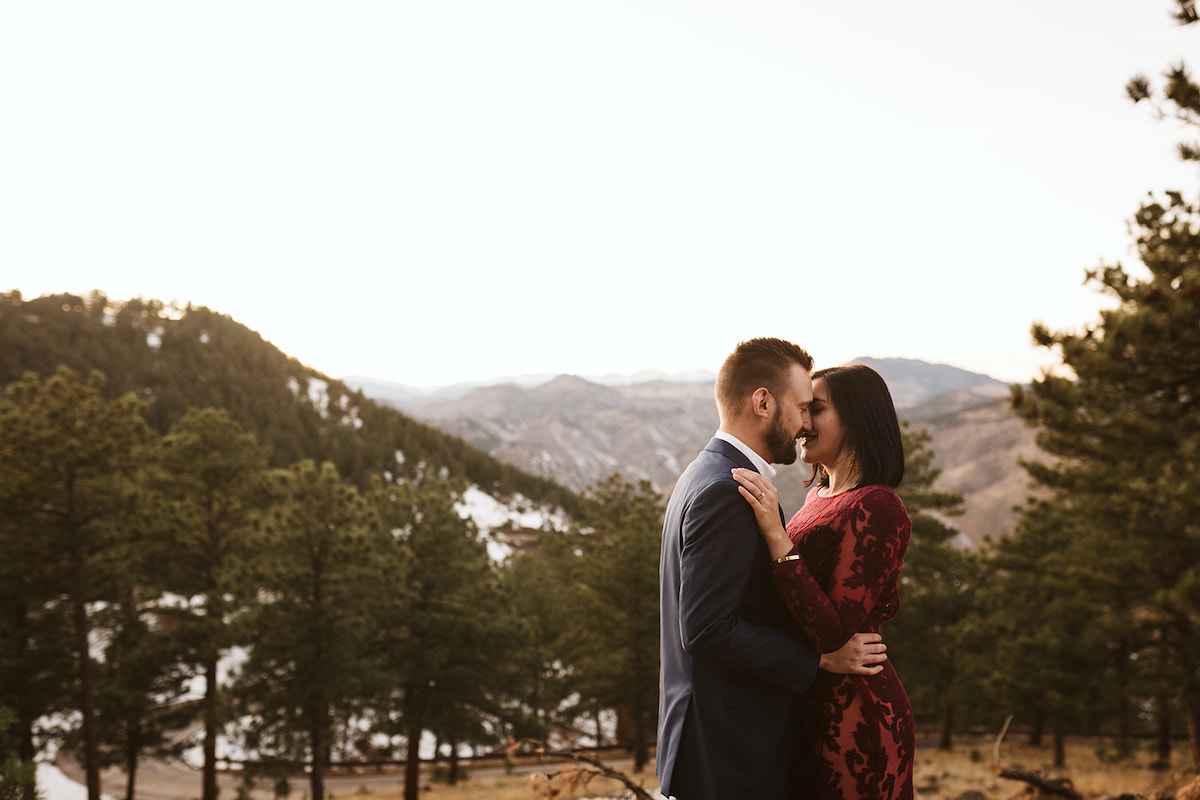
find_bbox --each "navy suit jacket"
[657,437,820,800]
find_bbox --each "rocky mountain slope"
[357,358,1043,549]
[905,393,1041,547]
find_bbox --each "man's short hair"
[715,338,814,420]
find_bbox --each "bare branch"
[509,739,657,800]
[992,714,1014,766]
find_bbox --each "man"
[657,338,887,800]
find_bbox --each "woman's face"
[798,377,849,468]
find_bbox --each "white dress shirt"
[713,429,776,480]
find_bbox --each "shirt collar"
[713,430,777,480]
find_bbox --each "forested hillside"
[0,291,578,513]
[1,290,617,800]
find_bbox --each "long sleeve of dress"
[771,486,910,653]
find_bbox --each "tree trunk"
[72,589,101,800]
[633,704,649,773]
[1052,720,1066,769]
[1115,639,1131,742]
[1029,709,1044,747]
[616,705,632,749]
[124,717,139,800]
[1156,693,1172,765]
[448,742,460,786]
[16,713,35,764]
[938,700,954,751]
[403,726,421,800]
[11,607,38,763]
[1186,695,1200,774]
[309,715,326,800]
[203,657,219,800]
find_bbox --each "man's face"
[763,364,813,465]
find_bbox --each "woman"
[733,363,915,799]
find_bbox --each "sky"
[3,1,1199,388]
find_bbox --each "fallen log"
[991,715,1084,799]
[988,715,1200,799]
[991,764,1083,799]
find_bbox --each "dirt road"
[54,752,606,800]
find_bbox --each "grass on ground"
[336,735,1198,799]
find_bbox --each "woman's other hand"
[731,467,792,560]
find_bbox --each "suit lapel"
[705,437,787,526]
[705,437,756,471]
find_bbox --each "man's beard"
[764,409,799,465]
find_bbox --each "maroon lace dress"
[772,484,915,800]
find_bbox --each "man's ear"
[751,387,772,418]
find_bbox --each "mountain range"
[349,357,1042,549]
[4,291,1041,550]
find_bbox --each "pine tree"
[498,528,579,741]
[0,706,40,800]
[558,474,662,772]
[1010,191,1200,770]
[994,4,1200,766]
[0,368,151,800]
[888,425,976,751]
[0,497,74,763]
[151,407,271,800]
[957,498,1120,766]
[92,597,192,800]
[371,477,514,800]
[234,461,387,800]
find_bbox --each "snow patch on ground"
[457,487,548,532]
[307,378,330,415]
[456,486,565,561]
[36,762,96,800]
[180,647,249,703]
[336,394,363,429]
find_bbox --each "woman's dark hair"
[808,363,905,489]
